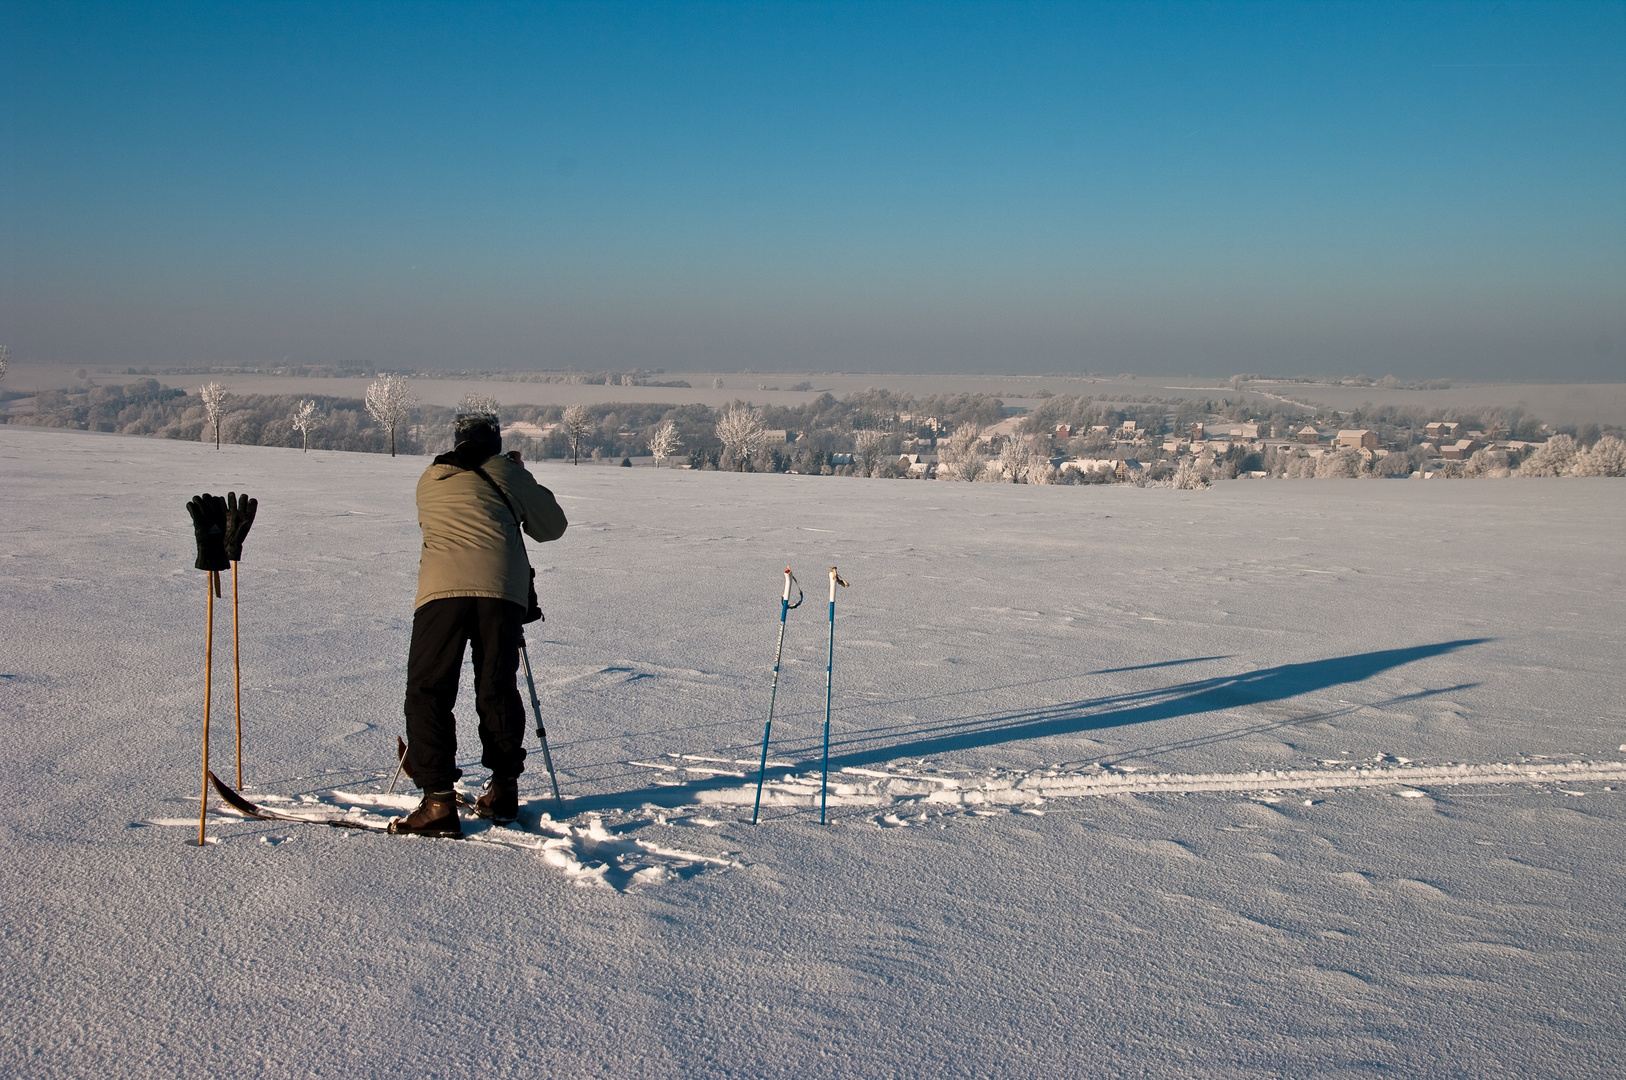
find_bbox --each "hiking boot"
[474,777,519,823]
[388,791,462,837]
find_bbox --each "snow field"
[2,424,1624,1079]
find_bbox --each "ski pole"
[199,569,220,846]
[231,561,243,790]
[820,567,849,825]
[752,567,803,825]
[520,635,565,814]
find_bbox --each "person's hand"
[507,450,523,464]
[187,494,230,572]
[225,491,257,562]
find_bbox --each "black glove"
[187,494,230,572]
[225,491,257,562]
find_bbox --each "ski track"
[650,757,1626,821]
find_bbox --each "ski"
[208,771,530,840]
[208,770,394,832]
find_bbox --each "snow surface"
[2,424,1624,1079]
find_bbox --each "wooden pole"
[199,570,217,846]
[232,561,243,789]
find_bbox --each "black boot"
[474,777,519,823]
[388,791,462,837]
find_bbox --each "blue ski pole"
[752,567,802,825]
[820,567,849,825]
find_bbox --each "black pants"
[404,597,528,792]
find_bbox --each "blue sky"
[2,1,1622,377]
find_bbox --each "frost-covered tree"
[1314,448,1362,478]
[937,422,986,481]
[456,392,500,418]
[1463,448,1511,478]
[291,399,321,453]
[1172,457,1211,490]
[0,344,9,385]
[853,430,887,478]
[648,420,681,465]
[562,404,591,464]
[1570,435,1626,477]
[364,374,416,457]
[1519,434,1577,477]
[715,406,766,470]
[993,435,1049,484]
[1282,454,1315,479]
[1025,438,1058,484]
[994,437,1026,483]
[199,382,228,449]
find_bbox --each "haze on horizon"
[2,1,1622,381]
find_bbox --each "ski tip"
[207,770,274,820]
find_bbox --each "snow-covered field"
[2,424,1623,1079]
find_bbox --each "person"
[391,412,568,837]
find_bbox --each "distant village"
[3,373,1622,481]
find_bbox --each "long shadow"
[800,638,1491,771]
[557,638,1490,815]
[547,653,1235,757]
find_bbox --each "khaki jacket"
[414,453,568,611]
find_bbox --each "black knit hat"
[453,412,501,451]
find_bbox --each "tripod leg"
[232,562,243,789]
[520,638,564,813]
[198,572,216,847]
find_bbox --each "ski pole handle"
[782,566,803,610]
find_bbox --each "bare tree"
[456,392,500,417]
[937,422,986,481]
[648,420,681,465]
[200,382,228,449]
[715,406,766,470]
[291,399,321,453]
[562,404,591,464]
[853,430,887,478]
[364,374,416,457]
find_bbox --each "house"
[1424,421,1462,440]
[506,421,554,440]
[1189,423,1206,440]
[763,429,790,444]
[1439,438,1483,461]
[1223,423,1261,440]
[1054,424,1073,439]
[1336,429,1379,452]
[1296,425,1323,444]
[897,453,935,478]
